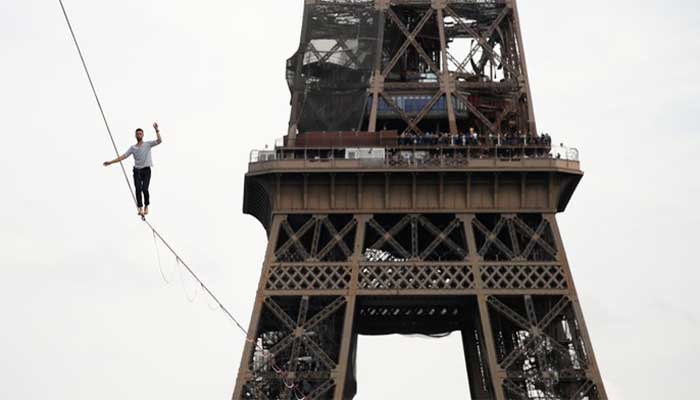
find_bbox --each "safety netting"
[286,1,379,133]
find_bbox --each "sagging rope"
[58,1,308,398]
[145,220,251,333]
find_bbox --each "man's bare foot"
[144,207,149,215]
[138,207,144,216]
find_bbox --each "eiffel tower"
[233,1,607,399]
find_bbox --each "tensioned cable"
[58,0,136,206]
[58,1,308,397]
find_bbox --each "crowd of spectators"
[397,128,552,148]
[386,145,561,166]
[259,129,576,165]
[387,129,566,164]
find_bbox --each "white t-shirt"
[122,140,160,169]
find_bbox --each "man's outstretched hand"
[103,161,111,166]
[153,122,159,132]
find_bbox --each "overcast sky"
[1,0,699,399]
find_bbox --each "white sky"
[1,0,699,399]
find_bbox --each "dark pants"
[133,167,151,208]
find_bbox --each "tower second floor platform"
[244,131,583,231]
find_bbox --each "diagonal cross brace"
[336,38,362,69]
[276,218,318,261]
[385,8,440,76]
[507,218,522,258]
[537,296,571,331]
[304,297,347,332]
[317,41,344,65]
[310,219,323,258]
[487,296,532,330]
[266,297,347,364]
[525,296,556,394]
[280,296,310,399]
[314,38,362,70]
[452,7,511,74]
[303,336,336,370]
[382,8,437,77]
[400,90,444,135]
[453,91,499,135]
[368,216,413,260]
[305,379,335,400]
[501,334,537,369]
[306,42,325,64]
[264,297,298,332]
[473,217,516,260]
[316,218,357,260]
[488,296,575,362]
[513,217,558,259]
[445,5,519,78]
[379,93,425,135]
[418,216,468,260]
[275,221,303,258]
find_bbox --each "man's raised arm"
[153,122,162,144]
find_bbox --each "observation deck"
[244,131,583,231]
[248,131,580,174]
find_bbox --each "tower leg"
[332,215,367,399]
[232,215,284,400]
[235,212,607,399]
[462,214,507,400]
[461,310,497,400]
[233,214,366,400]
[546,214,608,400]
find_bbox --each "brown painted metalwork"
[286,0,538,144]
[235,1,607,399]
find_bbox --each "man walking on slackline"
[103,122,162,217]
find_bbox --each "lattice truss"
[363,213,468,262]
[275,214,358,263]
[444,1,529,135]
[378,4,444,135]
[288,1,534,136]
[267,264,352,291]
[473,214,558,262]
[380,1,529,135]
[378,2,527,134]
[487,295,600,400]
[241,296,347,400]
[481,265,567,290]
[355,214,470,292]
[359,263,474,290]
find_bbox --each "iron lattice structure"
[286,0,537,140]
[235,1,607,399]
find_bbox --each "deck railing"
[250,144,579,165]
